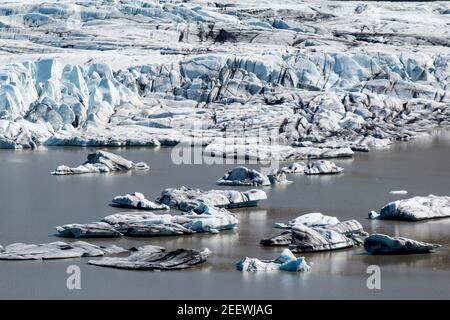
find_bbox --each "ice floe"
[262,213,367,252]
[51,150,149,175]
[157,186,267,211]
[304,160,344,175]
[88,246,211,270]
[364,234,441,254]
[370,195,450,221]
[0,241,126,260]
[216,166,289,186]
[111,192,169,210]
[216,166,271,186]
[281,162,306,174]
[236,249,310,272]
[56,222,122,238]
[389,190,408,195]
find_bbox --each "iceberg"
[262,215,367,251]
[289,224,356,253]
[216,166,290,186]
[216,166,272,186]
[281,162,306,174]
[51,150,149,175]
[88,246,211,270]
[156,186,267,211]
[0,241,126,260]
[371,195,450,221]
[236,249,310,272]
[279,212,341,229]
[389,190,408,195]
[304,160,344,175]
[56,222,122,238]
[111,192,169,210]
[120,223,194,237]
[364,234,441,254]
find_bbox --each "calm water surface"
[0,131,449,299]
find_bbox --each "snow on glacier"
[0,0,448,159]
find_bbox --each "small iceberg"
[88,246,211,270]
[370,195,450,221]
[51,150,149,175]
[289,224,357,253]
[364,234,441,254]
[262,213,367,252]
[281,162,306,174]
[157,186,267,211]
[56,222,122,238]
[389,190,408,195]
[304,160,343,175]
[111,192,169,210]
[0,241,126,260]
[236,249,310,272]
[216,166,272,186]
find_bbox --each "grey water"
[0,131,450,299]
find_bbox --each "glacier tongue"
[0,0,449,157]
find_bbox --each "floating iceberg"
[262,213,367,252]
[276,212,341,229]
[304,160,343,175]
[289,224,357,253]
[216,166,271,186]
[216,166,289,186]
[157,186,267,211]
[182,203,239,233]
[364,234,441,254]
[111,192,169,210]
[236,249,310,272]
[371,195,450,221]
[0,241,126,260]
[59,201,238,237]
[88,246,211,270]
[56,222,122,238]
[389,190,408,195]
[281,162,306,174]
[120,223,194,237]
[51,150,149,175]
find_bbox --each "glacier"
[0,0,448,159]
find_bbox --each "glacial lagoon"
[0,131,449,299]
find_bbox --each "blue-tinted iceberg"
[236,249,310,272]
[364,234,441,254]
[370,195,450,221]
[51,150,149,175]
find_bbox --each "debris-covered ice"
[111,192,169,210]
[216,166,271,186]
[262,213,367,252]
[0,0,448,160]
[157,186,267,211]
[236,249,310,272]
[0,241,126,260]
[304,160,344,175]
[370,195,450,221]
[88,246,211,270]
[281,162,306,174]
[216,166,289,186]
[56,222,122,238]
[364,234,441,254]
[51,150,149,175]
[389,190,408,195]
